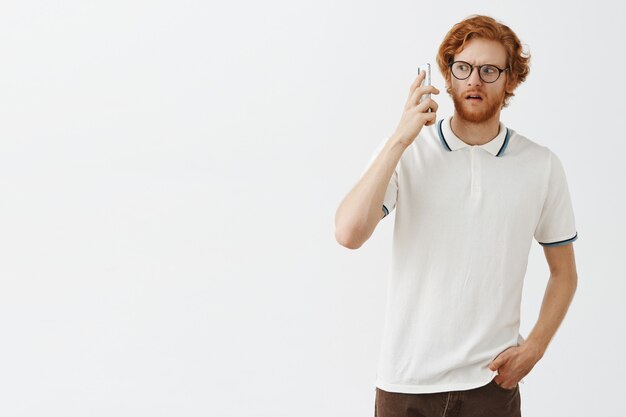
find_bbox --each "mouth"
[465,94,483,101]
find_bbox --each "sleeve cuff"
[538,232,578,247]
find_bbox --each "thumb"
[489,356,505,371]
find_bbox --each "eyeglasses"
[448,60,509,83]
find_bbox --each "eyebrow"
[456,59,505,67]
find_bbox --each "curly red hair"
[436,15,531,108]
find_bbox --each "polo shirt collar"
[436,116,510,157]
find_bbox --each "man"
[334,15,578,417]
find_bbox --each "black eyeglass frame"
[448,60,510,83]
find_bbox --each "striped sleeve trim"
[538,232,578,247]
[382,205,389,218]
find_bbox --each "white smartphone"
[417,63,432,112]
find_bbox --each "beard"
[450,85,505,124]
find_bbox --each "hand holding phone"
[391,63,440,147]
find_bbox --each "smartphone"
[417,63,432,112]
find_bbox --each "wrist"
[388,134,411,149]
[522,338,546,360]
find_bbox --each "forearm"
[526,272,578,358]
[335,136,407,249]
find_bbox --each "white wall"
[0,1,624,416]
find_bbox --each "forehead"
[455,38,507,66]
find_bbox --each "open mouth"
[466,95,483,101]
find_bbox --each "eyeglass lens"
[452,62,501,83]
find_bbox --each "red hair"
[436,15,531,108]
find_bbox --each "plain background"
[0,1,624,416]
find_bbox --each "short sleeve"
[534,150,578,246]
[359,137,399,218]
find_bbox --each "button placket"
[470,146,482,194]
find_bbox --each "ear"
[505,75,515,95]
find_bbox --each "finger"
[409,71,426,99]
[409,85,440,107]
[424,112,437,126]
[407,71,427,99]
[418,97,439,113]
[427,99,439,113]
[415,97,437,113]
[498,379,515,390]
[494,375,509,385]
[411,70,426,89]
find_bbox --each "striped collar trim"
[436,116,510,157]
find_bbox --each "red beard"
[451,87,505,123]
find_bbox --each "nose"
[467,66,483,86]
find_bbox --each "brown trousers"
[375,377,521,417]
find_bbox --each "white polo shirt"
[363,115,578,394]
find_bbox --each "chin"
[453,98,501,124]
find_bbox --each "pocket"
[491,377,518,392]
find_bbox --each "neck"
[450,113,501,146]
